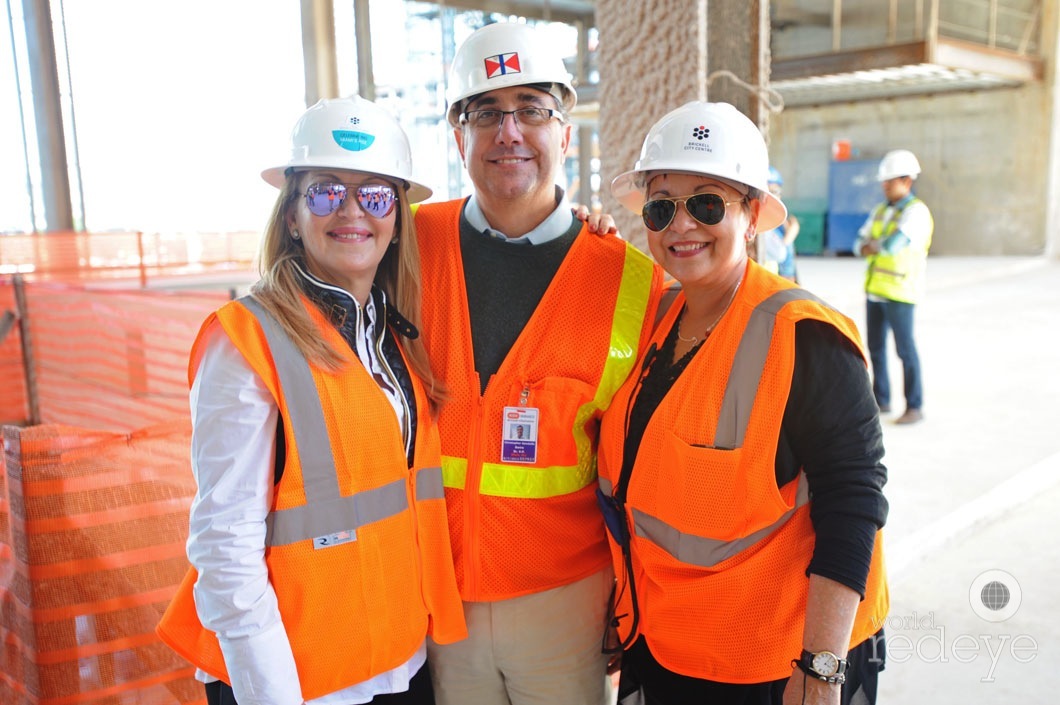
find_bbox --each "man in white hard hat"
[413,21,663,705]
[853,149,933,425]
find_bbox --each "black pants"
[205,661,436,705]
[618,629,886,705]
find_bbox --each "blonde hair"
[250,172,446,410]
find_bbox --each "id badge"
[502,406,539,463]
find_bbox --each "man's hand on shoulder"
[573,205,620,238]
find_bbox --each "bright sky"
[2,1,580,235]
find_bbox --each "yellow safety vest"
[864,196,932,304]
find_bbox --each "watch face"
[812,651,839,676]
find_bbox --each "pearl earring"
[292,229,300,240]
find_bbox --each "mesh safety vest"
[864,196,933,304]
[597,262,888,683]
[414,200,661,600]
[157,297,466,701]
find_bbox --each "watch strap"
[792,649,848,685]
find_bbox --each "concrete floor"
[794,254,1060,701]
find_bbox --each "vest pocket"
[510,376,597,466]
[653,431,750,541]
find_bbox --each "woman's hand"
[783,669,841,705]
[573,205,619,237]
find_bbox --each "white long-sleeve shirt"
[186,287,425,705]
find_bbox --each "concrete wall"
[768,0,1059,257]
[770,83,1053,255]
[594,0,1058,257]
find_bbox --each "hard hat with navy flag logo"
[611,101,787,232]
[262,95,432,203]
[445,22,576,127]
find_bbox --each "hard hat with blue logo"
[261,95,432,203]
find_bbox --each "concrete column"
[23,0,72,232]
[597,0,770,251]
[1043,0,1060,259]
[354,0,375,100]
[300,0,339,107]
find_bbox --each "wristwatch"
[792,649,848,684]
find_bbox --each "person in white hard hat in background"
[853,149,933,425]
[412,21,664,705]
[157,95,467,705]
[598,101,889,705]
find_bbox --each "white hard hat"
[611,101,787,232]
[876,149,921,182]
[262,95,432,203]
[445,22,576,127]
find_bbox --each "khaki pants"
[428,567,613,705]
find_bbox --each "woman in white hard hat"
[596,101,889,705]
[158,95,467,705]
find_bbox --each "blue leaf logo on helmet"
[332,130,375,152]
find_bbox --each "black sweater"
[458,210,581,395]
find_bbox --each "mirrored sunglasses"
[642,193,745,232]
[304,182,397,218]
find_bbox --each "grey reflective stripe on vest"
[240,297,431,547]
[600,288,825,567]
[715,288,827,450]
[630,474,809,568]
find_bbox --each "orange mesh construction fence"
[1,422,203,705]
[0,278,231,431]
[0,231,260,287]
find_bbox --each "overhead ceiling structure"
[769,0,1044,107]
[420,0,595,24]
[417,0,1045,108]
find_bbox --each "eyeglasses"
[641,193,746,232]
[304,182,397,218]
[459,107,559,130]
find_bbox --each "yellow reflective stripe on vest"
[242,296,433,547]
[443,455,592,498]
[463,246,653,500]
[561,247,654,493]
[631,474,809,568]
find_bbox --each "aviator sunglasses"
[641,193,746,232]
[304,182,397,218]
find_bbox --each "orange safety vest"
[414,200,662,601]
[597,262,888,684]
[157,296,467,701]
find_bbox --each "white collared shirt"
[463,187,574,245]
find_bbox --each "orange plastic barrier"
[0,231,260,287]
[0,278,230,431]
[0,423,203,705]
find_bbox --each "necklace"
[676,278,742,346]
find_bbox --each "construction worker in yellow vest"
[853,149,933,425]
